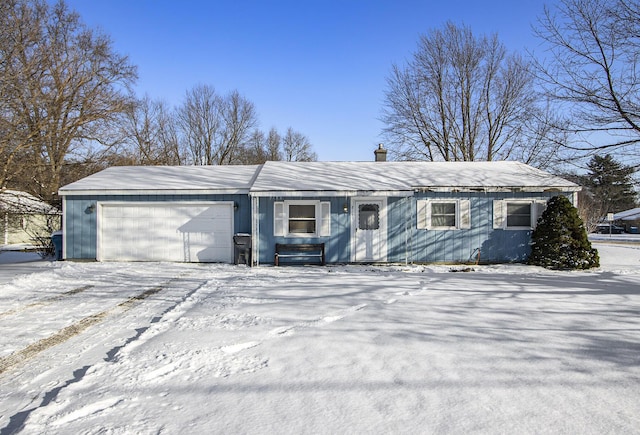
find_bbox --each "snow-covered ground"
[0,242,639,434]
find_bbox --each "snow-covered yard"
[1,242,639,434]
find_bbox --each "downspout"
[404,196,409,265]
[61,196,67,260]
[248,164,265,267]
[251,195,259,266]
[3,212,7,245]
[410,195,416,264]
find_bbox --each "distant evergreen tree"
[581,154,637,215]
[528,196,599,269]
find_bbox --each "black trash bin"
[51,230,63,261]
[233,233,252,266]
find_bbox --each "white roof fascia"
[249,190,414,198]
[614,208,640,220]
[60,188,250,197]
[412,186,582,193]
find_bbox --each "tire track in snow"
[104,278,210,363]
[0,274,210,434]
[0,285,164,376]
[0,285,94,319]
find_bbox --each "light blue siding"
[65,190,571,264]
[64,196,97,259]
[257,192,570,265]
[64,194,250,260]
[257,197,351,264]
[393,192,570,264]
[386,196,414,263]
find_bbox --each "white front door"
[351,198,387,262]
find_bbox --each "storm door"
[351,198,387,262]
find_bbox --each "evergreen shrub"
[528,196,599,269]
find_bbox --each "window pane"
[432,203,455,215]
[287,204,316,234]
[432,214,456,227]
[289,220,316,233]
[359,204,379,230]
[431,202,456,227]
[507,203,530,215]
[289,204,315,219]
[507,203,531,227]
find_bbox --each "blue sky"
[63,0,551,161]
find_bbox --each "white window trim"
[274,200,331,238]
[417,199,471,230]
[493,199,547,230]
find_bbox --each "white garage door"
[98,202,234,262]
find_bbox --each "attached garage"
[59,165,259,262]
[97,202,234,263]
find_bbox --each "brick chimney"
[374,144,387,162]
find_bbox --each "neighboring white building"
[613,207,640,232]
[1,190,61,246]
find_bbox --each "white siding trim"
[417,199,470,230]
[459,199,471,229]
[494,199,548,230]
[493,200,506,229]
[62,196,67,260]
[416,200,428,230]
[276,200,329,238]
[320,201,331,237]
[274,202,285,237]
[252,196,260,266]
[534,200,548,228]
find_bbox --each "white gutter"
[249,190,414,198]
[249,186,580,197]
[59,188,251,197]
[411,186,581,193]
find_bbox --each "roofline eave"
[59,188,251,197]
[249,190,414,198]
[411,186,581,193]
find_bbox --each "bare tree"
[121,95,184,165]
[220,90,258,164]
[0,1,43,191]
[177,85,258,165]
[282,127,317,162]
[535,0,640,155]
[0,0,137,201]
[235,126,311,164]
[177,84,221,165]
[155,99,183,165]
[237,129,267,164]
[266,127,283,161]
[382,22,562,165]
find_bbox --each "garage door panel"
[99,203,234,263]
[195,246,231,262]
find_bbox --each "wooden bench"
[275,243,325,266]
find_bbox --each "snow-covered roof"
[59,165,262,196]
[250,161,579,196]
[58,161,579,197]
[0,190,59,214]
[614,207,640,221]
